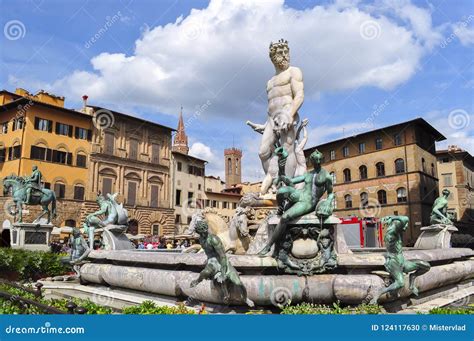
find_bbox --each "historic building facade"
[0,89,93,230]
[204,175,241,221]
[304,118,446,244]
[84,104,175,236]
[0,88,175,237]
[436,145,474,227]
[170,111,207,233]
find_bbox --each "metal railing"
[0,279,87,314]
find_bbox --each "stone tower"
[172,107,189,154]
[224,147,242,188]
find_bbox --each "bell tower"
[172,107,189,154]
[224,147,242,188]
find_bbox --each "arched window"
[344,194,352,208]
[360,192,368,208]
[65,219,76,227]
[76,152,87,168]
[376,162,385,177]
[377,190,387,205]
[359,165,368,180]
[330,172,336,184]
[227,158,232,173]
[397,187,407,203]
[54,182,66,199]
[395,158,405,174]
[421,158,426,172]
[73,185,85,200]
[431,163,435,176]
[343,168,351,182]
[235,158,239,175]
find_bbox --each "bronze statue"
[430,189,453,225]
[69,227,91,264]
[2,167,57,224]
[25,165,43,204]
[83,192,128,248]
[371,216,430,304]
[258,149,334,256]
[190,219,254,307]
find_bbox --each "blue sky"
[1,0,473,180]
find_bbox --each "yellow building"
[0,89,92,227]
[304,118,446,245]
[0,88,176,237]
[436,145,474,246]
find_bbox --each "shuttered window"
[150,185,159,207]
[102,178,113,196]
[127,181,137,206]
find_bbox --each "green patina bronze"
[370,216,430,304]
[190,219,254,307]
[70,227,91,264]
[2,166,57,224]
[258,149,334,256]
[83,192,128,249]
[430,188,453,225]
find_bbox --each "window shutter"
[87,129,92,141]
[46,149,52,162]
[34,117,39,129]
[68,125,73,137]
[74,127,79,138]
[67,152,73,165]
[48,120,53,133]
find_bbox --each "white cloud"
[189,141,224,178]
[426,110,474,153]
[22,0,442,120]
[452,20,474,46]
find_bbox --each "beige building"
[204,175,240,221]
[170,110,206,233]
[82,103,175,236]
[436,145,474,229]
[171,150,206,233]
[305,118,446,245]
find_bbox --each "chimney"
[82,95,88,109]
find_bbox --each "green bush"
[428,306,474,315]
[0,283,113,314]
[281,302,382,315]
[0,248,68,280]
[122,300,196,314]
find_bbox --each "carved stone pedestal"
[10,223,53,251]
[414,224,458,249]
[268,213,342,275]
[99,225,133,250]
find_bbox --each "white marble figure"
[247,39,306,195]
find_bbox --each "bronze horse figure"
[2,175,57,224]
